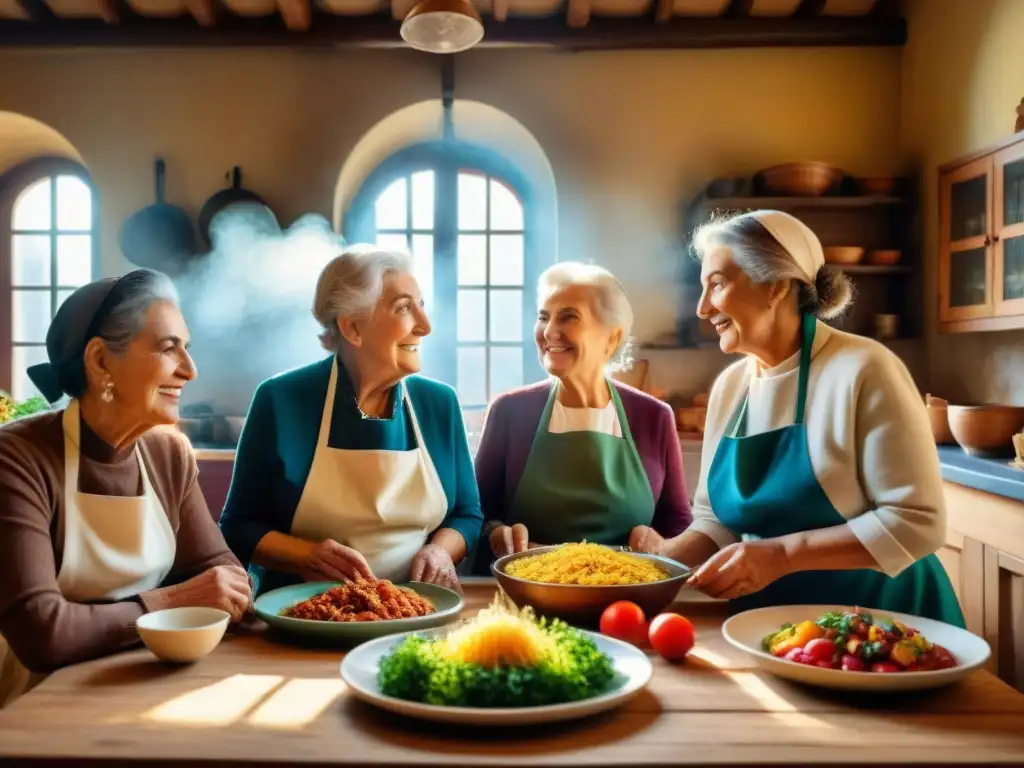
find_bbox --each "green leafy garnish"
[377,617,615,708]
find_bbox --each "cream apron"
[0,400,177,708]
[289,359,447,583]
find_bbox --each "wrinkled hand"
[686,540,790,600]
[142,564,252,623]
[409,543,461,593]
[489,524,530,558]
[628,525,666,556]
[300,539,374,584]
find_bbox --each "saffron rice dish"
[283,580,436,622]
[502,542,670,586]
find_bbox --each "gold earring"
[101,378,114,404]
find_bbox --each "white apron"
[0,400,177,708]
[290,359,447,583]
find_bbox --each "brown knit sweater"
[0,410,239,673]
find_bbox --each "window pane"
[489,346,523,398]
[57,235,92,286]
[375,177,407,230]
[56,176,92,230]
[489,289,523,342]
[458,172,487,230]
[376,233,408,253]
[12,235,51,286]
[12,290,51,344]
[457,346,486,406]
[490,179,523,231]
[490,234,524,286]
[457,289,486,342]
[411,171,434,230]
[457,234,487,286]
[411,234,434,311]
[12,345,49,401]
[13,178,51,230]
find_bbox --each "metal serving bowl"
[491,545,692,624]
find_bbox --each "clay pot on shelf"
[823,246,865,265]
[925,394,955,446]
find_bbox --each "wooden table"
[1,580,1023,767]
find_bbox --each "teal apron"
[707,314,965,627]
[508,380,656,546]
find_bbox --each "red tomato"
[599,601,648,646]
[870,661,902,674]
[931,644,957,670]
[648,612,696,661]
[803,638,837,663]
[840,654,865,672]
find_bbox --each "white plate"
[340,627,653,725]
[722,604,991,692]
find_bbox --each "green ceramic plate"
[254,581,464,645]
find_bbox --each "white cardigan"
[688,320,946,578]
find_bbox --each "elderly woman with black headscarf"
[0,270,250,708]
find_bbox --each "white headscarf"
[748,210,824,284]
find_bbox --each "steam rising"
[175,204,345,416]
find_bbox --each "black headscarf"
[27,270,155,403]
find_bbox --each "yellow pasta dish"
[503,542,669,586]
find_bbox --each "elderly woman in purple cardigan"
[472,262,693,573]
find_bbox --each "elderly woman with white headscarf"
[219,247,482,596]
[632,210,964,627]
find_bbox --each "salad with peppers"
[761,608,957,673]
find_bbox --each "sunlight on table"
[140,674,284,727]
[245,678,347,729]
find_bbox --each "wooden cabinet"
[938,131,1024,332]
[984,546,1024,692]
[942,481,1024,690]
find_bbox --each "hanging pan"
[198,166,279,248]
[118,158,197,277]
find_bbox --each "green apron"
[707,314,965,627]
[508,379,656,546]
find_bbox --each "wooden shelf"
[694,195,906,211]
[838,264,914,275]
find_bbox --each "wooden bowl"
[926,403,956,445]
[824,246,865,265]
[755,162,843,197]
[867,249,902,266]
[947,405,1024,458]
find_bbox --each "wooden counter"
[0,580,1022,767]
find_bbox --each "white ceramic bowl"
[136,607,230,663]
[722,604,991,692]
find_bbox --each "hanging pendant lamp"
[401,0,484,54]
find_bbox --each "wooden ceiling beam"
[15,0,55,22]
[184,0,216,26]
[277,0,311,31]
[871,0,899,16]
[795,0,826,16]
[566,0,590,29]
[0,14,908,50]
[96,0,119,24]
[654,0,673,24]
[726,0,754,17]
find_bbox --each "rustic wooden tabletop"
[0,579,1022,767]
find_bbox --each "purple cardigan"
[473,379,692,563]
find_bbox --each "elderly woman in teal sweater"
[219,246,482,595]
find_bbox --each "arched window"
[346,141,548,417]
[0,158,97,400]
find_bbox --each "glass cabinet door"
[994,144,1024,316]
[940,157,992,322]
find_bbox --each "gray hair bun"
[798,264,854,320]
